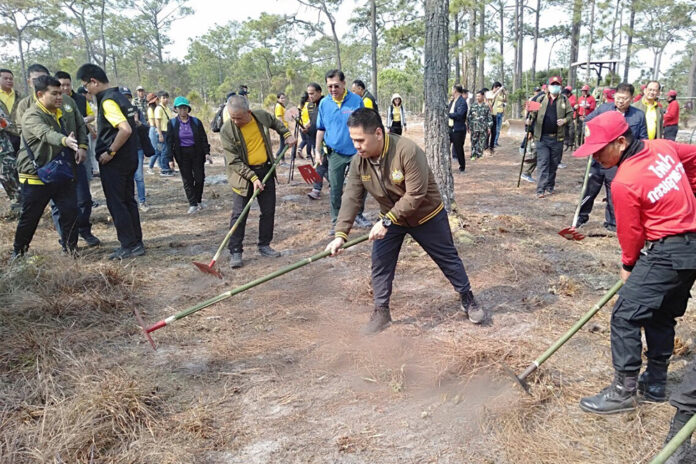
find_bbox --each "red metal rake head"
[133,307,158,351]
[558,226,585,241]
[193,260,223,278]
[297,164,321,184]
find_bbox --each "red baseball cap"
[668,90,677,97]
[549,76,562,85]
[573,111,629,158]
[581,84,590,91]
[565,85,573,91]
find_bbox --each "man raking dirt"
[571,112,696,426]
[325,108,487,333]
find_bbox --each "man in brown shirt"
[325,108,486,333]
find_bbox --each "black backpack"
[210,104,225,133]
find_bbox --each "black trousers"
[100,161,142,249]
[671,356,696,413]
[14,179,78,253]
[611,234,696,374]
[486,116,497,150]
[174,146,205,206]
[228,164,276,253]
[664,125,678,141]
[449,129,466,171]
[578,160,617,228]
[389,121,402,135]
[371,209,471,308]
[535,135,563,194]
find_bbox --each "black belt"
[646,232,696,245]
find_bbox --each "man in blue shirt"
[316,69,371,235]
[577,82,647,231]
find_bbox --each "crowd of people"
[2,59,696,462]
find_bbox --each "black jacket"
[166,116,210,159]
[448,95,468,132]
[95,87,138,170]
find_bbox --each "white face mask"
[549,85,561,95]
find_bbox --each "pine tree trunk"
[688,45,696,100]
[477,2,485,88]
[424,0,454,211]
[454,13,460,82]
[531,0,540,83]
[370,0,378,103]
[569,0,582,88]
[623,0,635,82]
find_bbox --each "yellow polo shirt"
[0,88,16,113]
[643,98,658,140]
[301,102,310,126]
[275,103,287,128]
[240,119,267,166]
[154,105,172,132]
[363,96,374,109]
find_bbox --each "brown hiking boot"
[460,291,486,324]
[361,306,392,334]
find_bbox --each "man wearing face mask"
[526,76,573,198]
[576,83,647,232]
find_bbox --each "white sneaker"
[146,168,155,175]
[187,205,198,214]
[139,202,150,212]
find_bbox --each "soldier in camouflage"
[0,68,22,208]
[467,90,493,160]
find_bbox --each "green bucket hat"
[173,96,191,110]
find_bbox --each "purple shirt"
[178,117,195,147]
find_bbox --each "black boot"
[361,306,392,334]
[665,410,694,464]
[579,371,638,415]
[639,359,668,402]
[460,291,486,324]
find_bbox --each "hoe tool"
[506,279,623,394]
[142,234,369,348]
[558,155,593,241]
[193,146,289,278]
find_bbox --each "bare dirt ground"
[2,121,695,463]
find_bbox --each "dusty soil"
[1,121,695,463]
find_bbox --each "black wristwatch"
[382,217,392,228]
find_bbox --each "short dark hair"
[54,71,71,81]
[615,83,634,96]
[325,69,345,82]
[158,90,169,98]
[276,92,285,99]
[476,90,485,96]
[27,63,50,76]
[347,107,384,133]
[647,80,661,89]
[76,63,108,84]
[308,82,322,92]
[620,127,634,144]
[0,68,13,76]
[492,81,502,88]
[33,75,61,94]
[352,79,366,89]
[453,84,464,94]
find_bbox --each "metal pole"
[148,234,370,334]
[571,155,594,228]
[649,415,696,464]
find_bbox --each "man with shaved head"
[220,96,296,269]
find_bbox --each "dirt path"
[2,122,695,463]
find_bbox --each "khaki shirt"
[335,134,444,240]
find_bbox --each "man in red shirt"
[575,85,596,145]
[573,111,696,418]
[664,90,680,141]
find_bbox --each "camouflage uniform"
[0,104,20,203]
[467,102,492,159]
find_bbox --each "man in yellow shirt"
[351,79,379,115]
[274,92,288,160]
[77,63,144,260]
[632,80,664,140]
[0,68,21,208]
[221,96,296,268]
[154,91,174,176]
